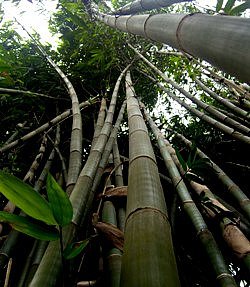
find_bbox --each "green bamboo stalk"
[139,67,250,145]
[95,11,250,82]
[91,98,107,151]
[140,102,237,287]
[113,140,126,231]
[0,98,97,154]
[129,44,250,136]
[102,200,122,287]
[171,131,250,222]
[120,71,180,287]
[194,77,250,121]
[112,0,191,15]
[29,66,130,287]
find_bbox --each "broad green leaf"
[216,0,224,11]
[0,212,59,241]
[230,0,250,15]
[63,238,90,259]
[0,171,56,225]
[189,158,211,172]
[187,142,197,167]
[46,173,73,227]
[175,149,187,172]
[224,0,236,12]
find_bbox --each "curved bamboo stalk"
[95,11,250,82]
[141,103,237,287]
[112,0,191,15]
[0,98,97,153]
[130,45,250,137]
[194,77,250,121]
[102,200,122,287]
[29,66,130,287]
[0,87,69,101]
[171,131,250,222]
[121,71,180,287]
[91,98,107,151]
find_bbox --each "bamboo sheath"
[29,67,129,287]
[141,103,237,287]
[172,132,250,222]
[120,71,180,287]
[96,12,250,83]
[112,0,191,15]
[0,98,96,153]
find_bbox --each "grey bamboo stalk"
[171,131,250,222]
[0,87,69,101]
[95,11,250,82]
[4,121,28,145]
[140,102,237,287]
[113,139,126,231]
[15,20,82,194]
[0,98,96,153]
[91,98,107,151]
[194,77,250,121]
[102,200,122,287]
[139,68,250,145]
[112,0,191,15]
[144,112,250,270]
[29,66,130,287]
[121,71,180,287]
[129,44,250,136]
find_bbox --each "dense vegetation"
[0,0,249,286]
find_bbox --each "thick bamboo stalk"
[96,12,250,82]
[141,103,237,287]
[102,200,122,287]
[112,0,191,15]
[120,71,180,287]
[29,66,130,287]
[194,77,250,121]
[0,98,97,153]
[172,131,250,222]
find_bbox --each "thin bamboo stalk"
[4,121,28,145]
[112,0,191,15]
[29,66,130,287]
[129,45,250,137]
[120,71,180,287]
[141,102,237,287]
[95,11,250,82]
[194,77,250,121]
[0,98,97,153]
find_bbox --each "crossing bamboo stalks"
[102,200,122,287]
[140,67,250,145]
[112,0,191,15]
[121,71,180,287]
[4,121,28,145]
[171,131,250,222]
[141,102,237,287]
[91,98,107,151]
[29,66,130,287]
[129,44,250,136]
[0,98,97,153]
[194,77,250,121]
[95,11,250,82]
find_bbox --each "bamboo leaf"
[0,171,56,225]
[230,0,250,15]
[224,0,236,12]
[216,0,224,11]
[63,238,90,259]
[46,173,73,227]
[175,149,187,172]
[0,212,59,241]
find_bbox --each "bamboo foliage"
[94,10,250,82]
[121,71,180,287]
[0,98,97,154]
[172,131,250,222]
[140,103,237,287]
[112,0,191,15]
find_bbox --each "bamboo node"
[216,273,233,281]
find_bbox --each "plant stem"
[59,226,65,287]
